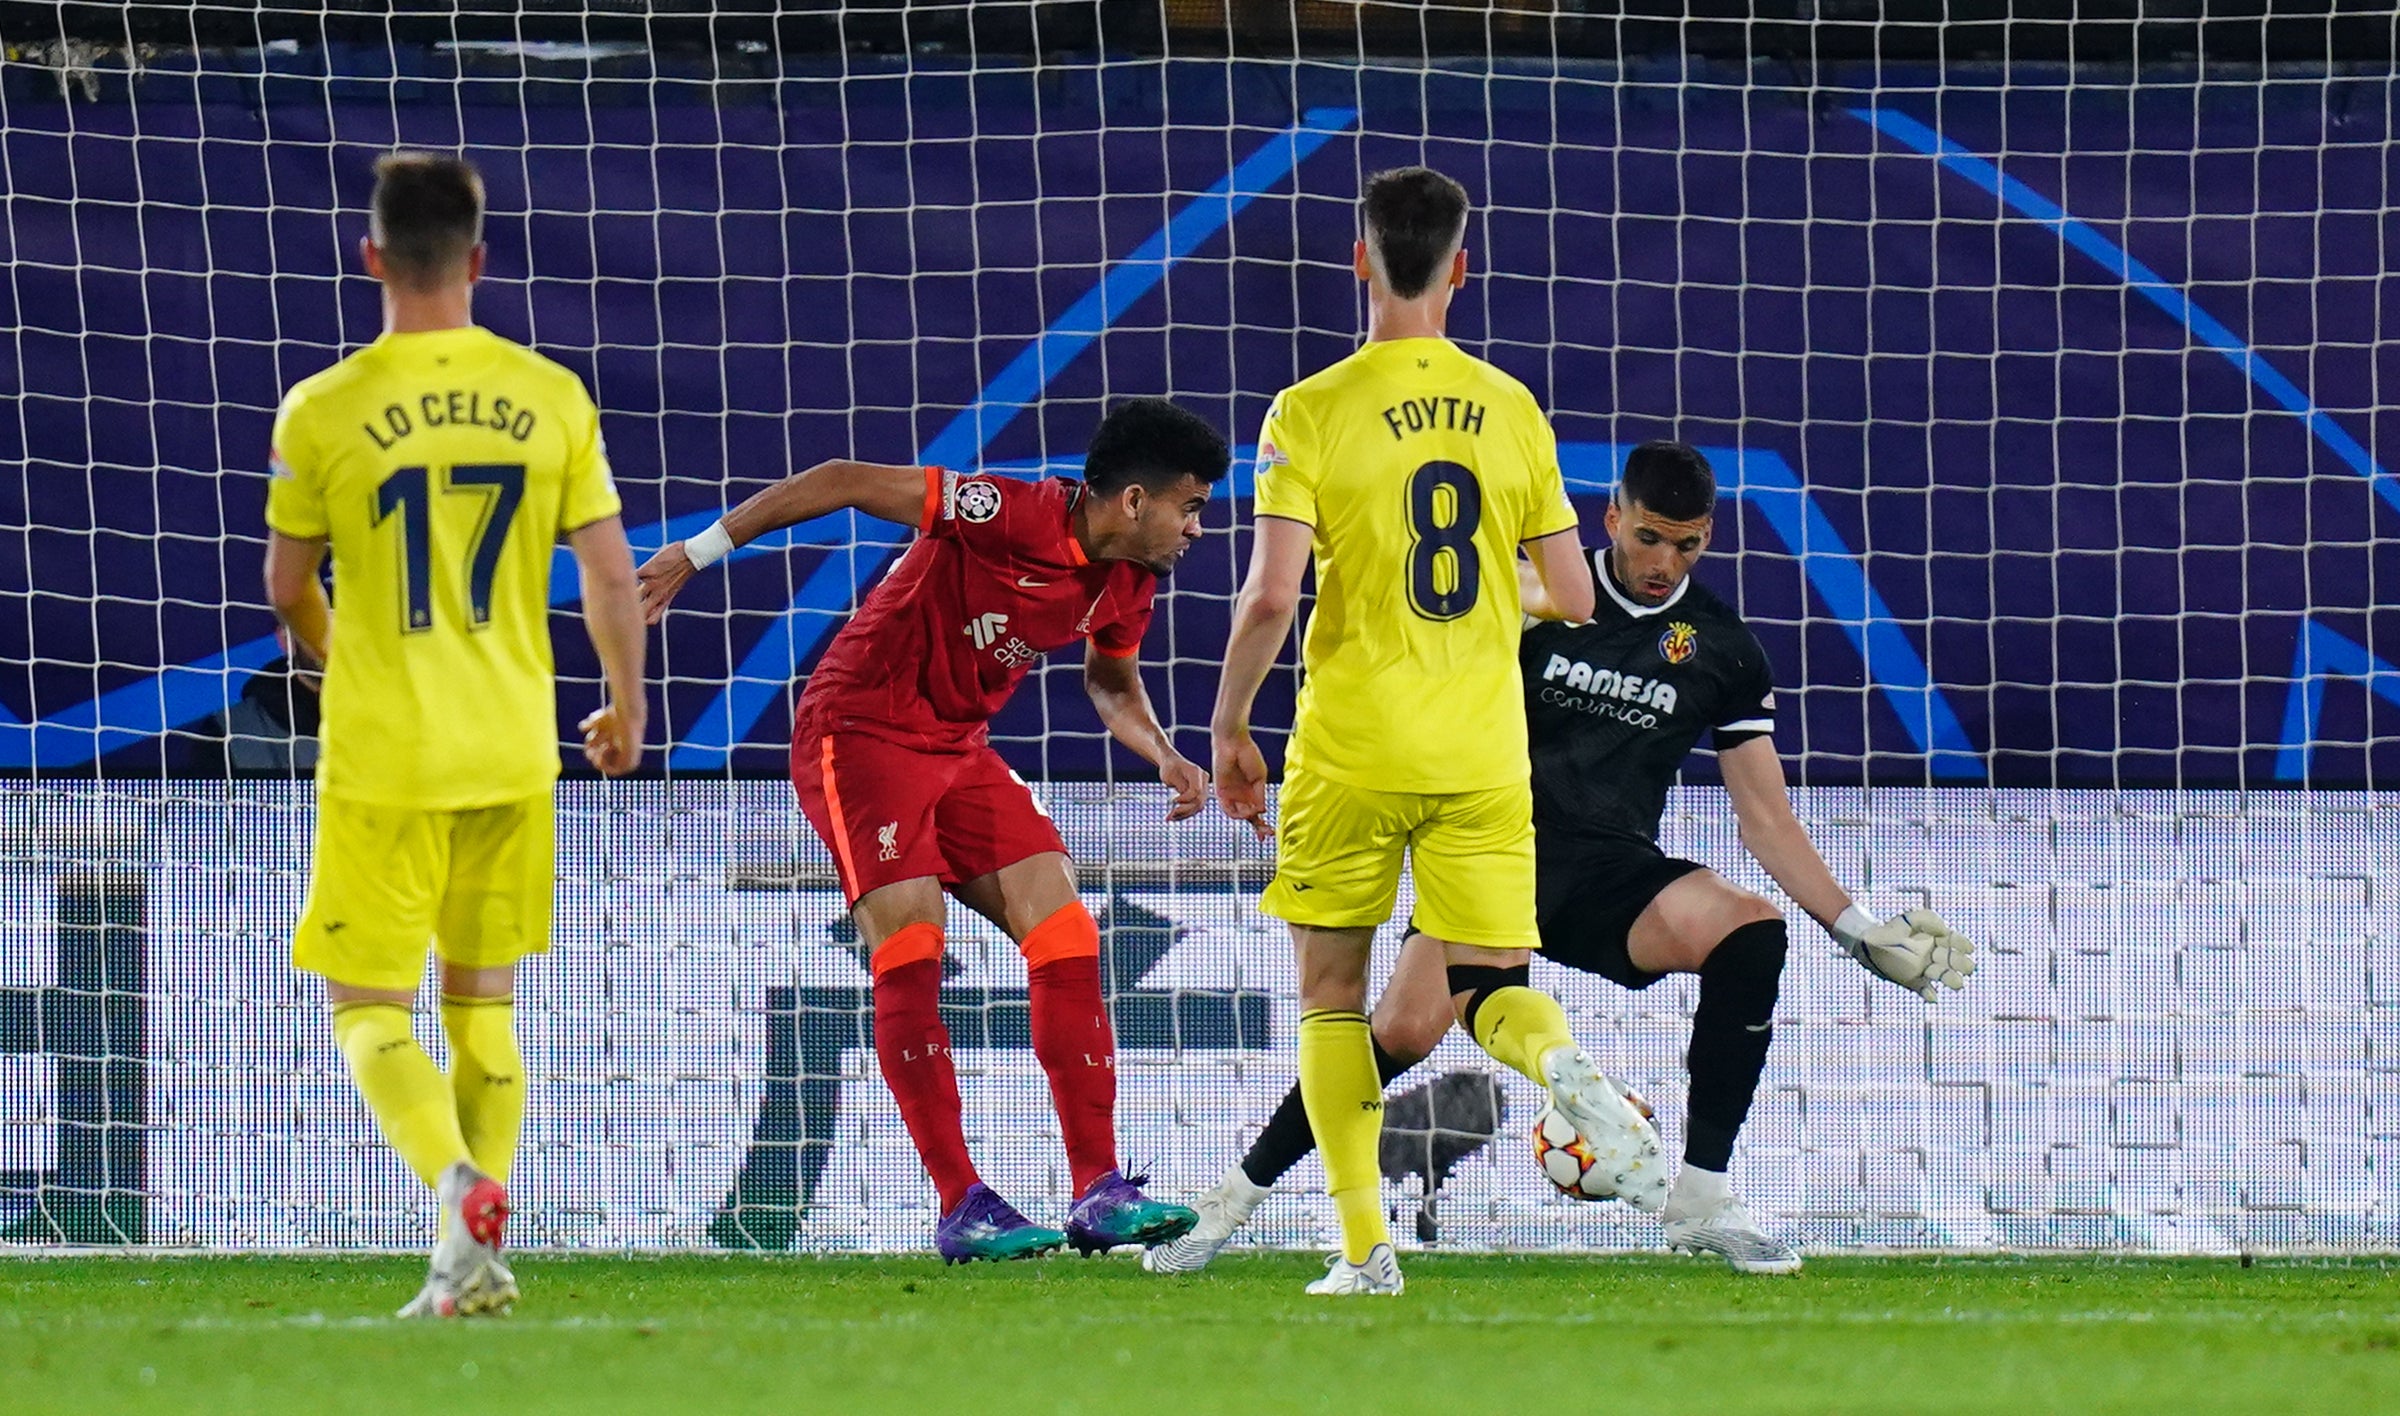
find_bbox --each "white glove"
[1832,905,1975,1001]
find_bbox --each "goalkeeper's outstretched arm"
[635,460,927,622]
[1719,735,1974,999]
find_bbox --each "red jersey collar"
[1057,478,1091,566]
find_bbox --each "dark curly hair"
[1083,397,1231,495]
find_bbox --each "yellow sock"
[1297,1009,1389,1264]
[441,994,525,1185]
[1468,985,1579,1085]
[332,1002,470,1189]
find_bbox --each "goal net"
[1,2,2393,1254]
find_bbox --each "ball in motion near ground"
[1531,1103,1612,1200]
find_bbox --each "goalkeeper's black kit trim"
[1528,551,1778,986]
[1238,553,1795,1188]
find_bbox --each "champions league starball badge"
[953,477,1003,523]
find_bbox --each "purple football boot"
[933,1183,1066,1265]
[1064,1171,1199,1257]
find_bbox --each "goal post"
[1,4,2393,1253]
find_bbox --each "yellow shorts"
[1259,769,1539,950]
[293,792,556,991]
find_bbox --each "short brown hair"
[1361,166,1469,300]
[370,151,484,288]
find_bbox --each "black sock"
[1242,1037,1415,1187]
[1683,918,1788,1173]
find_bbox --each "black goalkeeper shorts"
[1535,838,1708,991]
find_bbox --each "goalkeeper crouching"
[1150,441,1973,1276]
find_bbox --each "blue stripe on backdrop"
[9,103,2380,782]
[0,108,1363,772]
[618,432,1997,786]
[2276,620,2400,781]
[1005,443,1986,779]
[1854,103,2395,784]
[664,107,1363,769]
[1853,105,2400,513]
[0,639,285,767]
[0,433,1987,775]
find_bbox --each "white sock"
[1220,1165,1271,1211]
[1669,1164,1731,1214]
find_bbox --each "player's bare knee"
[438,961,513,1001]
[1371,990,1450,1063]
[324,979,414,1011]
[1691,890,1783,965]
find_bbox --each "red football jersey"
[796,469,1157,750]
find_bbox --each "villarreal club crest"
[1658,621,1698,666]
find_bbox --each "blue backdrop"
[2,52,2393,787]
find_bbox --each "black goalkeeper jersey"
[1522,550,1777,850]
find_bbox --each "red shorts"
[790,727,1068,904]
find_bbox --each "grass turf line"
[4,1253,2396,1415]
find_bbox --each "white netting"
[0,5,2393,1251]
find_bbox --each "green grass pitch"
[4,1253,2395,1414]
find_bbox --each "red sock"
[871,937,979,1214]
[1023,905,1117,1195]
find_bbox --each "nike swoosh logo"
[1744,1022,1771,1033]
[1015,575,1050,589]
[1290,882,1313,892]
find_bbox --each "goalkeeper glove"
[1831,905,1975,1001]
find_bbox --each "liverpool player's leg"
[942,754,1194,1255]
[793,729,1063,1263]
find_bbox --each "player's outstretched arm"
[1083,642,1207,821]
[635,460,927,623]
[262,531,333,668]
[1522,527,1595,623]
[1720,735,1974,1000]
[568,514,648,776]
[1209,515,1311,840]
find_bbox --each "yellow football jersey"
[265,326,622,810]
[1254,336,1578,794]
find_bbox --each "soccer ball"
[1531,1105,1611,1200]
[1530,1088,1655,1202]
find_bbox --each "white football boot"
[1663,1191,1802,1275]
[1304,1242,1404,1297]
[1539,1046,1670,1211]
[399,1161,515,1318]
[1141,1168,1269,1275]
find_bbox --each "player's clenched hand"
[1833,905,1975,1001]
[1211,728,1274,841]
[579,701,645,776]
[635,543,697,624]
[1159,753,1209,822]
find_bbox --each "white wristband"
[685,519,735,570]
[1832,904,1879,949]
